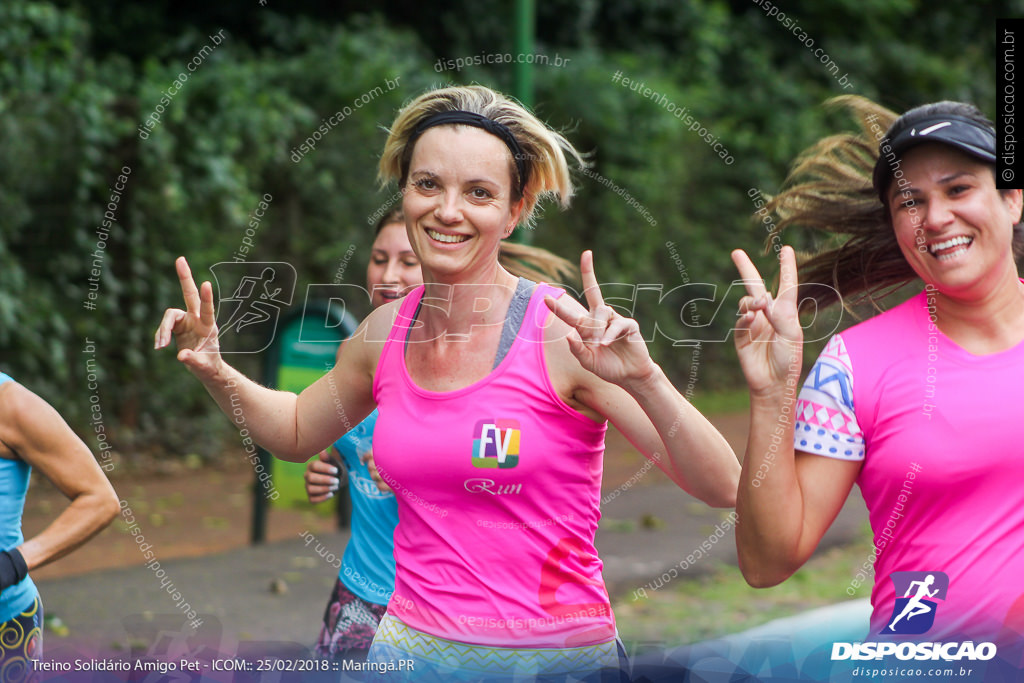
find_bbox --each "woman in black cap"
[730,96,1024,644]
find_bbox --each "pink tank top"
[372,283,614,647]
[840,289,1024,640]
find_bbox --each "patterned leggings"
[367,614,627,682]
[0,597,41,683]
[315,578,388,660]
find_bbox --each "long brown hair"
[762,95,900,313]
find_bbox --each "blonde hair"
[498,241,578,284]
[379,85,583,229]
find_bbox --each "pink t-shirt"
[372,283,614,647]
[795,287,1024,641]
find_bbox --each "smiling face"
[401,125,522,282]
[366,221,423,309]
[888,143,1023,300]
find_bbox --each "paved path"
[37,483,868,663]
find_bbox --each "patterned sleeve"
[793,334,865,461]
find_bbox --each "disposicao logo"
[831,570,997,663]
[882,571,948,635]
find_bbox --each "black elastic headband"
[872,113,996,203]
[407,110,529,196]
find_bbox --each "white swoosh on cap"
[917,122,953,136]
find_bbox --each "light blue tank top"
[334,409,397,605]
[0,373,40,621]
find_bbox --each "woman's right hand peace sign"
[731,245,804,398]
[154,257,225,383]
[544,250,657,390]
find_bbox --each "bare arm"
[596,369,738,507]
[200,356,375,462]
[154,257,381,462]
[0,383,119,571]
[738,437,860,586]
[545,251,740,508]
[731,247,861,587]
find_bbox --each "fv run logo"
[472,419,521,469]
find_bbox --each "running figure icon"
[219,267,288,335]
[888,574,939,632]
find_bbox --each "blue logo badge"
[881,571,949,635]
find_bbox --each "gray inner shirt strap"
[493,277,536,369]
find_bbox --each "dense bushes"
[1,0,1008,461]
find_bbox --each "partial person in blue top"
[302,206,577,660]
[304,207,418,659]
[0,372,119,675]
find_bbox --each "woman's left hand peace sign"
[545,251,657,388]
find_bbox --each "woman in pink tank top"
[156,85,740,679]
[731,96,1024,667]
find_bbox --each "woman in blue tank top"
[0,373,119,675]
[303,209,419,660]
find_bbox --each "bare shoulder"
[540,293,604,420]
[0,381,71,458]
[0,381,42,437]
[343,297,408,377]
[540,290,582,369]
[0,381,19,458]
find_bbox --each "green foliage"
[614,536,875,647]
[1,0,1011,461]
[1,4,439,458]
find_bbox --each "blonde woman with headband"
[156,85,739,680]
[303,206,577,662]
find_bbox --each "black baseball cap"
[872,113,996,203]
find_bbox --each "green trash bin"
[263,301,359,509]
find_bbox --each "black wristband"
[0,548,28,591]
